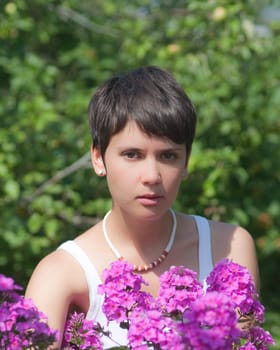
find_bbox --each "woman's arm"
[25,251,75,348]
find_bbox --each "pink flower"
[63,312,103,350]
[98,259,152,323]
[181,291,240,350]
[128,306,185,350]
[157,265,203,315]
[239,343,257,350]
[207,259,264,322]
[0,275,57,349]
[0,274,22,292]
[241,325,275,350]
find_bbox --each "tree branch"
[24,152,91,203]
[48,4,118,38]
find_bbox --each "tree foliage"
[0,0,279,341]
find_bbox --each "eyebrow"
[118,146,185,152]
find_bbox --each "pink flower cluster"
[98,259,153,325]
[63,312,103,350]
[0,274,57,349]
[64,259,274,350]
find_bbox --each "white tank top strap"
[57,240,103,319]
[192,215,214,288]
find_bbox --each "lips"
[138,193,163,199]
[136,194,163,206]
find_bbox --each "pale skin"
[25,121,260,348]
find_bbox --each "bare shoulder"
[210,220,260,290]
[26,248,87,298]
[27,222,102,291]
[25,247,90,344]
[209,220,255,259]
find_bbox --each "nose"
[141,159,161,185]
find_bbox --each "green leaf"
[4,179,20,199]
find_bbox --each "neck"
[106,209,173,249]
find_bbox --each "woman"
[26,66,259,348]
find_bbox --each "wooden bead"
[132,250,169,273]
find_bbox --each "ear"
[91,145,106,176]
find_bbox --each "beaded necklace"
[102,209,177,273]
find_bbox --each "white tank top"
[58,215,213,349]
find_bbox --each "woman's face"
[92,121,188,220]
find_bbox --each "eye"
[122,150,142,159]
[160,151,178,161]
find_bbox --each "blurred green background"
[0,0,279,346]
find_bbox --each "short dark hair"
[88,66,196,158]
